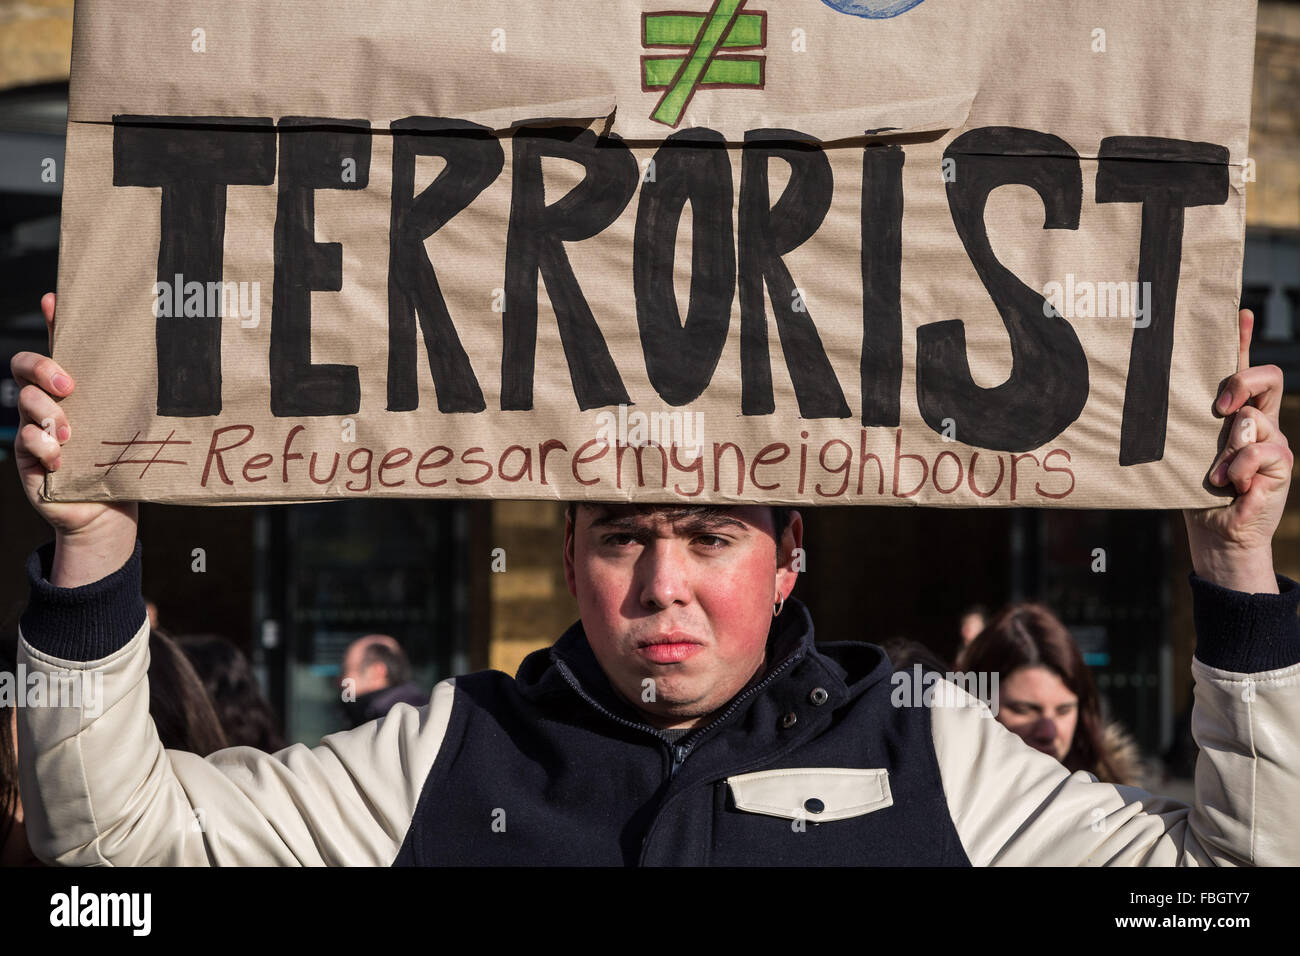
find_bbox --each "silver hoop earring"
[774,595,785,617]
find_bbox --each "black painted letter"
[113,115,275,416]
[1096,137,1230,465]
[861,144,905,427]
[738,130,848,418]
[633,128,734,406]
[503,127,637,410]
[271,118,371,417]
[388,118,503,413]
[918,127,1088,451]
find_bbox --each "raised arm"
[929,572,1300,865]
[16,542,455,865]
[11,293,138,589]
[12,293,453,865]
[1183,308,1292,594]
[929,309,1300,866]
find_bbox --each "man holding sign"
[8,295,1299,866]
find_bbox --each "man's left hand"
[1183,309,1293,594]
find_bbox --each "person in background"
[1,632,40,866]
[959,604,988,649]
[879,635,950,673]
[956,603,1145,787]
[148,629,229,756]
[338,634,429,728]
[2,623,229,866]
[177,634,284,752]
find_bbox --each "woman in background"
[956,603,1144,787]
[176,633,284,752]
[146,628,229,756]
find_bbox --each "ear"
[362,660,388,687]
[563,507,578,598]
[775,509,804,601]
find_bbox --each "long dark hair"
[957,603,1127,784]
[175,634,284,752]
[148,629,229,756]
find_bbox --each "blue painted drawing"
[820,0,926,18]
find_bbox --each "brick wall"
[485,501,578,677]
[0,0,72,89]
[1249,3,1300,230]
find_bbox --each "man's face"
[340,646,387,696]
[959,613,985,645]
[563,504,802,730]
[995,665,1079,762]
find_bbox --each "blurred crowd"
[881,601,1182,791]
[0,605,427,867]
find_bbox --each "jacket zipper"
[555,649,804,781]
[553,659,674,749]
[664,652,802,778]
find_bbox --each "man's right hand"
[12,292,138,587]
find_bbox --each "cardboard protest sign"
[46,0,1257,507]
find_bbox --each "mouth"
[635,633,704,664]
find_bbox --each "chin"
[647,676,697,703]
[651,702,711,725]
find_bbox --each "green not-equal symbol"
[649,0,751,127]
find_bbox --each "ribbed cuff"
[1190,571,1300,673]
[19,539,147,662]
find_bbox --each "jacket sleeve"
[16,541,454,866]
[930,572,1300,866]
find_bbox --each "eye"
[695,534,730,549]
[602,533,639,547]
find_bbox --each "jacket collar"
[514,596,892,739]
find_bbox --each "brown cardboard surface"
[46,0,1257,507]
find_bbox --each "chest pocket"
[726,767,892,823]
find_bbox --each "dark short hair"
[565,502,793,538]
[361,641,411,687]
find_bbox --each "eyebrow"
[1004,699,1077,710]
[587,512,750,534]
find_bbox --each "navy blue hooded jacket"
[15,539,1300,866]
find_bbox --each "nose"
[638,537,691,610]
[1031,717,1057,744]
